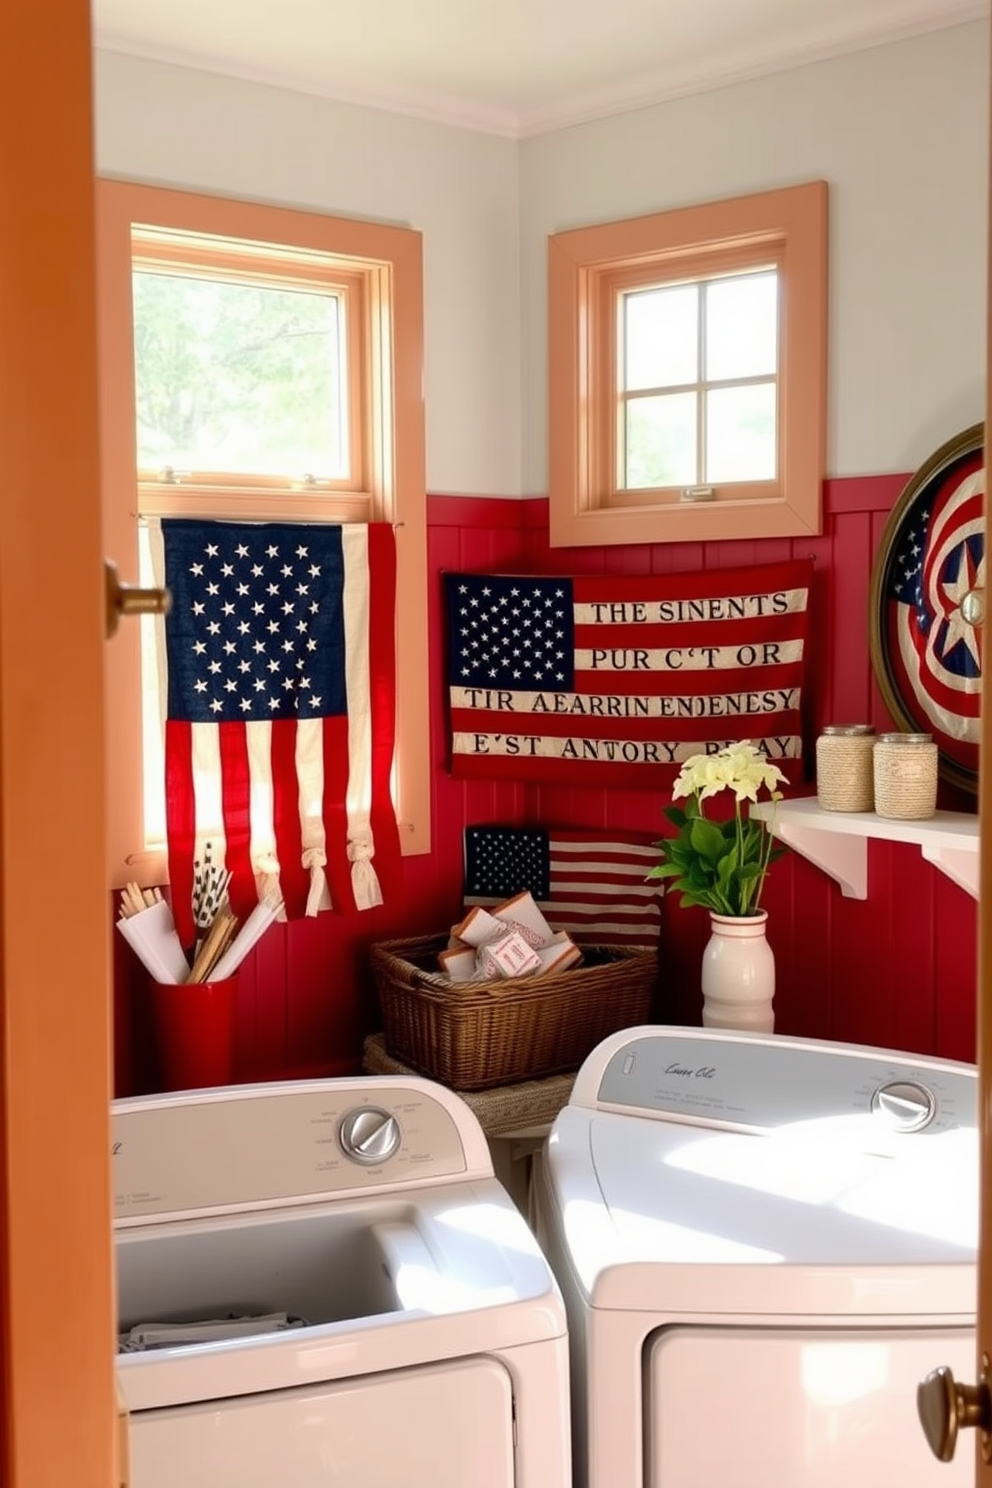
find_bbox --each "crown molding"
[517,5,988,136]
[93,33,522,137]
[94,3,988,142]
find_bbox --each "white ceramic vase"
[700,910,775,1033]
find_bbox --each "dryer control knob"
[870,1080,936,1131]
[339,1106,401,1165]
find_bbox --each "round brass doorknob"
[961,587,985,628]
[104,559,171,638]
[918,1363,991,1462]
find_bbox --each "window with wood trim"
[548,181,828,546]
[98,179,429,886]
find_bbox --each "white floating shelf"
[750,797,979,900]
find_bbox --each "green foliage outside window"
[132,270,344,479]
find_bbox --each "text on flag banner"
[444,559,813,787]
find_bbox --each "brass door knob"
[961,586,985,628]
[105,559,171,639]
[918,1362,992,1462]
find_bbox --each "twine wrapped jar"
[815,724,876,812]
[873,732,938,821]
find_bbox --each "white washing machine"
[113,1075,571,1488]
[533,1026,978,1488]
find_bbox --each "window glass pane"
[624,285,698,391]
[624,392,697,489]
[705,271,777,381]
[705,383,777,482]
[132,271,346,478]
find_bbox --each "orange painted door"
[976,24,992,1477]
[0,1,118,1485]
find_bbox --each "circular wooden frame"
[868,422,984,795]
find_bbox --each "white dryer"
[533,1026,977,1488]
[113,1075,571,1488]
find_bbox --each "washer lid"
[546,1105,977,1317]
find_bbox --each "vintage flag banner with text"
[444,558,813,788]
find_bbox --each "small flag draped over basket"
[155,518,402,949]
[463,825,663,953]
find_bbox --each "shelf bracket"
[753,799,979,901]
[919,845,979,900]
[771,822,868,899]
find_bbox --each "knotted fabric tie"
[348,833,383,910]
[302,847,334,917]
[254,852,284,916]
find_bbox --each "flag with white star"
[443,560,813,788]
[161,519,401,945]
[882,447,983,783]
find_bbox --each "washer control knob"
[339,1106,401,1165]
[871,1080,936,1131]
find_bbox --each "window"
[131,252,354,486]
[620,269,778,489]
[98,180,429,885]
[548,181,827,546]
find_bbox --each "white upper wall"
[93,50,522,498]
[521,20,989,491]
[95,23,988,498]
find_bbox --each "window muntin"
[548,181,827,545]
[617,267,779,492]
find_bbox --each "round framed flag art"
[868,422,984,794]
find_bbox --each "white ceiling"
[92,0,987,138]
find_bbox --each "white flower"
[672,751,720,800]
[673,741,786,804]
[657,739,788,917]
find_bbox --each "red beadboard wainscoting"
[113,474,978,1097]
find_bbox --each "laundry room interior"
[2,2,990,1486]
[102,18,986,1098]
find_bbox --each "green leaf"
[677,891,718,910]
[662,838,692,864]
[689,817,726,863]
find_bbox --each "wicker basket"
[370,933,658,1091]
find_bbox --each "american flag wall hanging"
[159,518,402,949]
[444,558,813,789]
